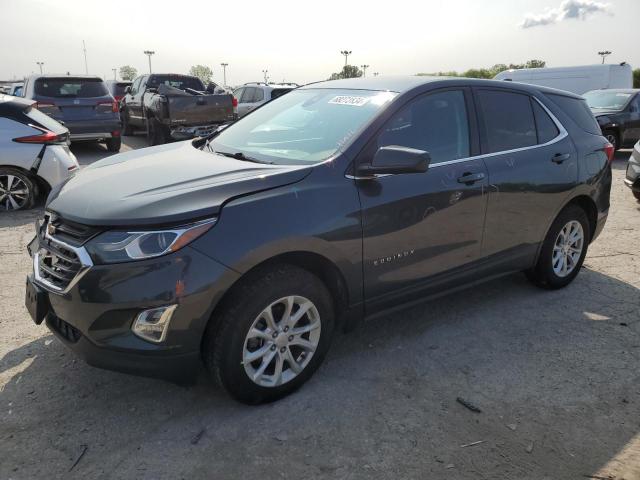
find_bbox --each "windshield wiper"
[214,150,273,164]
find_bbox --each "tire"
[603,130,619,151]
[121,109,133,136]
[106,136,121,152]
[146,117,166,146]
[525,204,590,289]
[633,191,640,202]
[203,264,335,404]
[0,168,36,211]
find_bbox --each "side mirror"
[356,145,430,177]
[124,86,131,94]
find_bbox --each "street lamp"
[360,64,370,77]
[36,62,44,74]
[373,72,380,77]
[598,50,612,64]
[220,63,229,87]
[143,50,155,73]
[262,69,269,83]
[340,50,352,67]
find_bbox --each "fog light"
[132,305,177,343]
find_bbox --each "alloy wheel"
[0,174,29,211]
[243,295,321,387]
[605,133,617,150]
[552,220,584,277]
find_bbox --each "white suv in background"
[233,83,297,118]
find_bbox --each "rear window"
[271,88,292,100]
[111,83,131,96]
[477,90,537,153]
[34,78,108,98]
[546,93,601,135]
[147,75,204,91]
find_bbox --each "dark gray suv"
[25,77,612,404]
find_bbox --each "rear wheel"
[105,136,121,152]
[603,130,619,151]
[146,117,166,146]
[526,205,590,289]
[633,191,640,202]
[0,168,36,211]
[203,264,335,404]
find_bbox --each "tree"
[525,59,546,68]
[416,59,546,79]
[189,65,213,85]
[328,65,363,80]
[119,65,137,81]
[634,69,640,88]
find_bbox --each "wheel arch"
[565,194,598,242]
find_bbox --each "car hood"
[47,141,312,226]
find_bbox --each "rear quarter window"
[35,78,108,98]
[546,93,601,135]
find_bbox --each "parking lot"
[1,140,639,479]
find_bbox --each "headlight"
[86,218,216,264]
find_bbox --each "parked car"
[21,75,121,152]
[624,140,640,201]
[0,95,79,210]
[120,73,235,145]
[25,77,612,404]
[494,63,633,94]
[8,82,23,96]
[105,80,131,103]
[583,89,640,150]
[233,82,297,117]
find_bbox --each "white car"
[0,95,79,211]
[232,83,297,118]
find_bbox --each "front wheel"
[633,191,640,202]
[121,109,133,135]
[203,265,335,404]
[0,168,36,211]
[526,205,590,289]
[603,130,619,151]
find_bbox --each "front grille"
[47,315,82,343]
[34,214,94,292]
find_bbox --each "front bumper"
[29,243,239,383]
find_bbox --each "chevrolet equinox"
[25,77,612,404]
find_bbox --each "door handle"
[457,172,485,185]
[552,153,571,164]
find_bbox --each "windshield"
[584,90,633,111]
[147,75,204,91]
[34,78,108,98]
[207,88,396,164]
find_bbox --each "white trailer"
[493,63,633,95]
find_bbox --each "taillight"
[34,102,58,115]
[232,97,238,108]
[97,101,118,113]
[13,127,66,144]
[604,142,615,163]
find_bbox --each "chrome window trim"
[32,216,93,295]
[347,96,568,179]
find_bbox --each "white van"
[493,63,633,95]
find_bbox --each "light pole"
[373,72,380,77]
[598,50,612,64]
[112,68,117,80]
[360,64,370,77]
[262,69,269,83]
[144,50,155,73]
[36,62,44,74]
[340,50,352,67]
[82,40,88,74]
[220,63,228,86]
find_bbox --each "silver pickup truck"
[120,73,235,145]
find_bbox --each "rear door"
[474,88,578,267]
[357,88,488,313]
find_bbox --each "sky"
[0,0,638,85]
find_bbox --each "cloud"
[520,0,612,28]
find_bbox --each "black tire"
[203,264,335,404]
[603,130,619,151]
[633,191,640,202]
[121,109,133,136]
[0,167,37,211]
[105,136,121,152]
[146,117,166,146]
[525,204,590,289]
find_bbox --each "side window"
[377,90,470,164]
[477,90,537,153]
[241,87,256,103]
[233,87,244,102]
[139,76,148,92]
[532,100,560,144]
[254,88,265,102]
[131,77,141,95]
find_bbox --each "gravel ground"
[1,140,639,480]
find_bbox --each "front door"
[356,89,488,313]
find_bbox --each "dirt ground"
[1,139,639,480]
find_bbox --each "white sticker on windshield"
[616,93,631,97]
[329,96,370,106]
